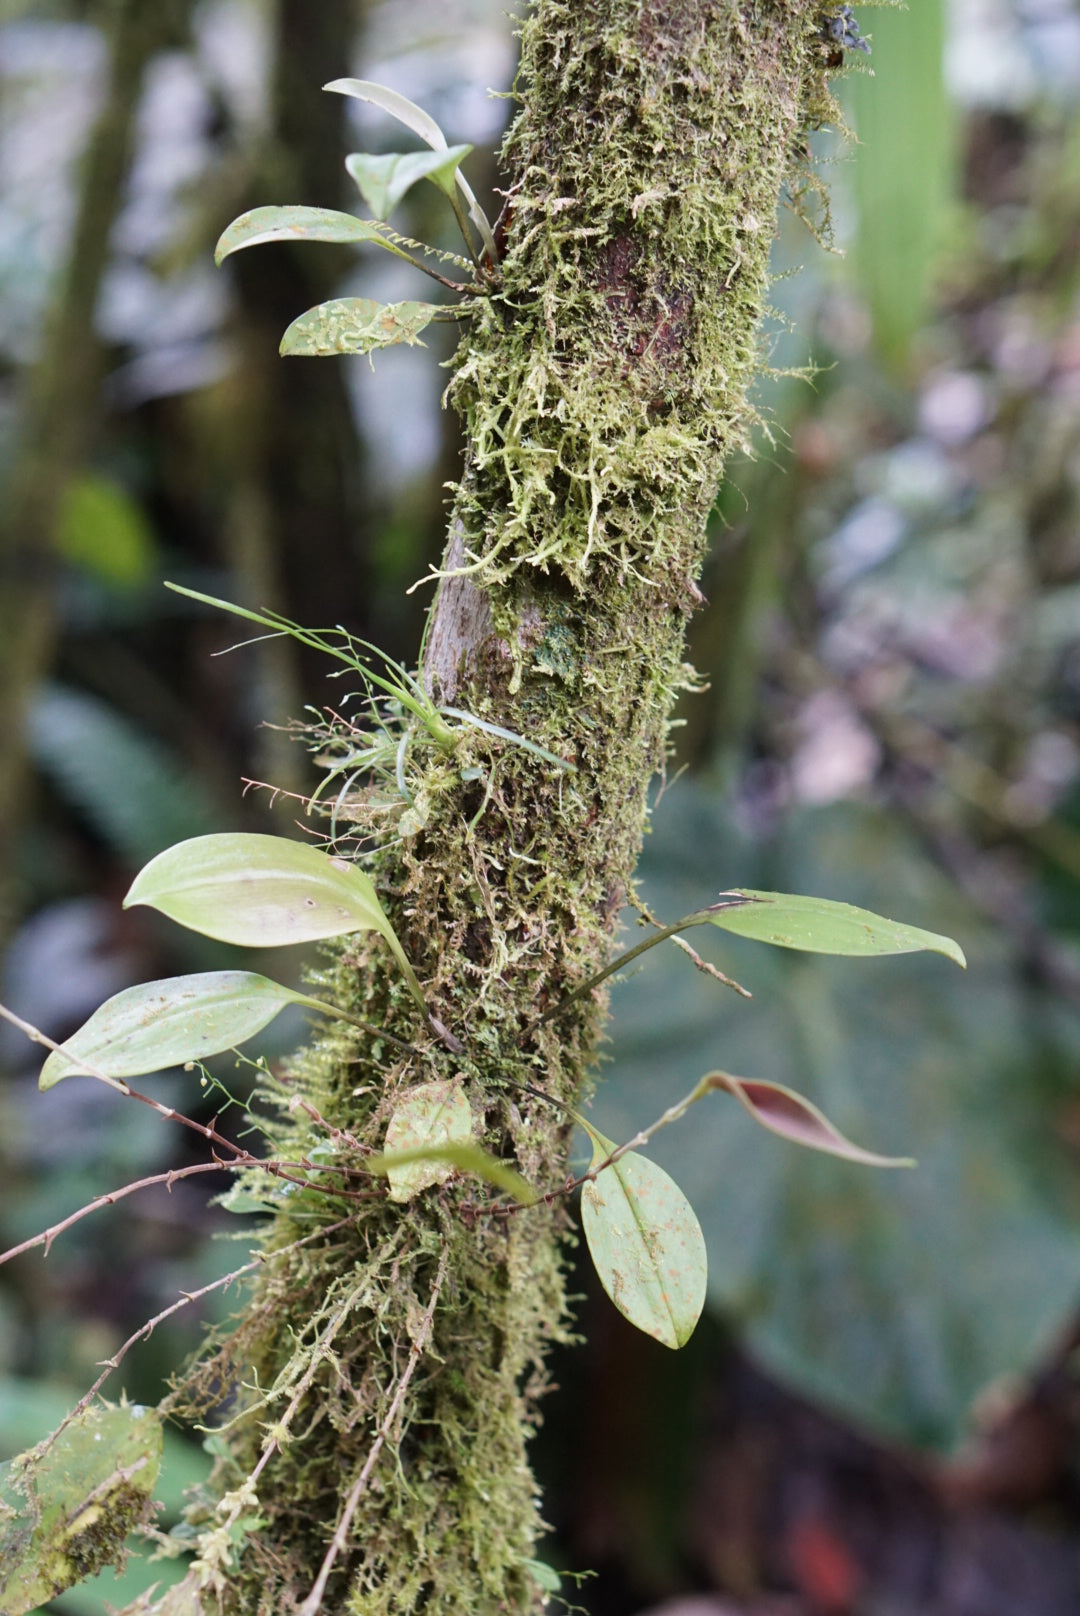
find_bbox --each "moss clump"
[152,6,855,1614]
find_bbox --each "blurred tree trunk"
[149,4,837,1613]
[219,0,373,789]
[0,0,189,934]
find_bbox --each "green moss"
[151,6,858,1614]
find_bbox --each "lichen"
[151,6,859,1613]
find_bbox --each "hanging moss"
[148,6,862,1613]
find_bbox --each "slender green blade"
[581,1132,706,1350]
[324,78,448,150]
[39,971,305,1089]
[707,890,966,966]
[280,297,438,359]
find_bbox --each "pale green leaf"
[279,297,438,359]
[706,1071,914,1167]
[367,1142,532,1205]
[38,971,307,1090]
[345,145,473,219]
[213,207,418,268]
[580,1130,706,1350]
[325,78,448,150]
[324,79,497,262]
[124,833,390,945]
[381,1080,473,1202]
[0,1403,161,1615]
[706,889,966,966]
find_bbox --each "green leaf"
[213,207,419,269]
[345,145,473,219]
[323,78,449,154]
[38,971,308,1090]
[123,833,425,1008]
[580,1129,706,1350]
[54,474,155,586]
[279,297,439,359]
[381,1080,473,1202]
[706,889,966,967]
[706,1072,914,1168]
[367,1141,532,1205]
[0,1402,162,1615]
[324,79,498,263]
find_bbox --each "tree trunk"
[160,4,837,1612]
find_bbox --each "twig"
[0,1002,378,1206]
[670,934,752,997]
[0,1161,229,1267]
[66,1215,357,1430]
[297,1247,449,1616]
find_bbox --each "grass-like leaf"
[366,1142,532,1205]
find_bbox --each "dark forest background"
[5,2,1080,1612]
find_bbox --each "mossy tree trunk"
[161,4,837,1613]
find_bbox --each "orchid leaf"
[706,1072,914,1167]
[345,145,473,220]
[39,971,309,1089]
[580,1127,706,1350]
[381,1081,473,1202]
[280,297,439,359]
[214,206,418,269]
[124,833,425,1008]
[706,890,965,966]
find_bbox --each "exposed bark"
[151,5,840,1613]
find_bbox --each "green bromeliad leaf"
[279,297,440,359]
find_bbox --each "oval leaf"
[325,78,497,262]
[581,1131,706,1350]
[214,206,417,267]
[382,1080,473,1202]
[280,297,438,359]
[706,1071,914,1168]
[345,145,473,219]
[39,971,307,1090]
[707,889,966,967]
[126,832,386,945]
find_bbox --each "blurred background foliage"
[4,1,1080,1613]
